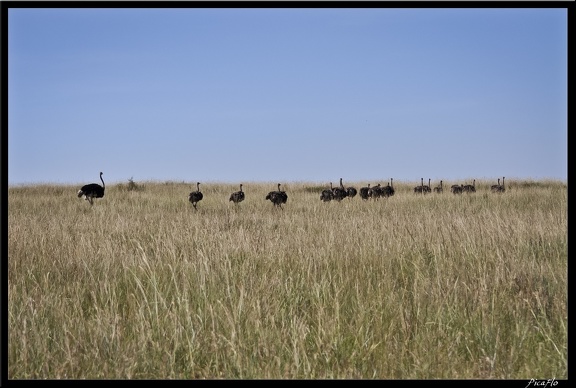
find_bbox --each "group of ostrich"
[77,173,506,208]
[185,181,288,210]
[413,177,506,194]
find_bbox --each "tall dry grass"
[8,179,567,379]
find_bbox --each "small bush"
[118,177,144,192]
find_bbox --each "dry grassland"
[7,179,567,379]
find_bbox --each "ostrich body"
[189,182,203,210]
[320,183,334,202]
[346,186,358,199]
[463,179,476,193]
[77,172,105,205]
[359,184,371,200]
[434,180,443,193]
[414,178,425,194]
[331,178,348,201]
[451,184,464,194]
[266,183,288,208]
[369,183,383,199]
[493,177,506,193]
[382,178,395,197]
[491,178,501,193]
[229,184,245,204]
[421,178,432,194]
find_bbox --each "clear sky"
[7,6,568,186]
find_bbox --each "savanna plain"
[7,179,567,379]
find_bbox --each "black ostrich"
[346,186,358,199]
[463,179,476,193]
[414,178,425,194]
[77,172,105,205]
[382,178,395,197]
[320,183,334,202]
[369,183,383,200]
[266,183,288,208]
[492,177,506,193]
[229,183,245,204]
[451,184,464,194]
[189,182,203,210]
[434,180,443,193]
[491,178,501,193]
[359,184,371,200]
[450,185,464,194]
[423,178,432,193]
[331,178,348,201]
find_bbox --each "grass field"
[7,179,567,379]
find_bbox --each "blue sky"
[7,7,568,185]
